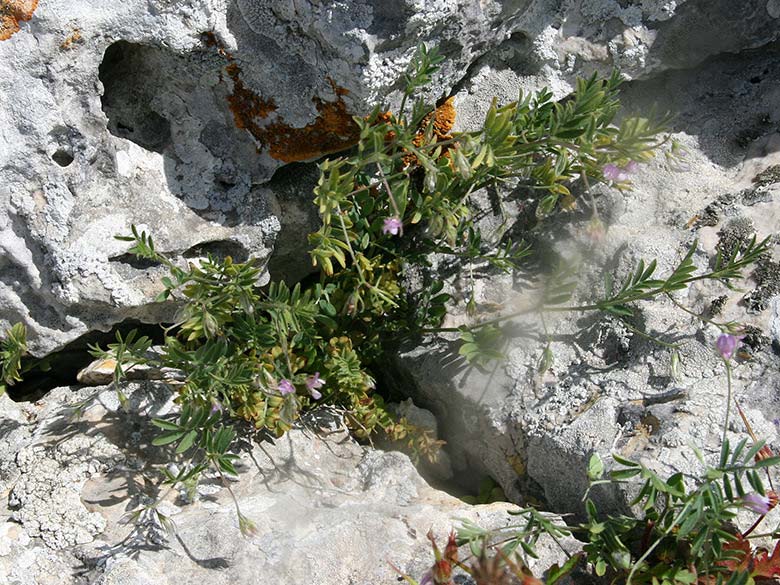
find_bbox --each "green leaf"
[611,453,640,467]
[595,557,607,576]
[547,553,583,585]
[588,453,604,480]
[151,419,181,431]
[610,468,641,481]
[152,431,185,446]
[218,456,239,476]
[176,430,198,454]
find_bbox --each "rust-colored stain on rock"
[202,32,359,162]
[418,96,456,143]
[225,62,278,127]
[260,80,360,163]
[0,0,38,41]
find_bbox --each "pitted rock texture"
[10,435,125,549]
[0,385,579,585]
[2,0,779,355]
[392,42,780,515]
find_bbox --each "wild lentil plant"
[413,439,780,585]
[402,337,780,585]
[0,44,771,542]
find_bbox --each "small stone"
[76,358,117,386]
[76,356,175,385]
[768,0,780,19]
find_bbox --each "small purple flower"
[277,379,296,396]
[603,163,626,182]
[382,217,403,236]
[624,160,640,174]
[742,492,771,515]
[210,398,223,415]
[716,333,741,361]
[603,161,639,182]
[419,570,433,585]
[305,372,325,400]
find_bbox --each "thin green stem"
[665,294,733,331]
[376,163,403,237]
[334,204,365,283]
[620,319,680,350]
[722,360,732,445]
[398,91,410,121]
[626,501,693,585]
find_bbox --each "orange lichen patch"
[226,65,358,162]
[373,110,398,142]
[225,62,278,128]
[60,28,83,50]
[202,31,232,60]
[202,31,359,162]
[405,96,457,166]
[260,83,359,162]
[418,96,456,142]
[0,0,38,41]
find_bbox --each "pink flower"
[716,333,741,361]
[277,379,295,395]
[603,163,626,182]
[584,216,606,243]
[382,217,403,236]
[210,398,223,415]
[742,492,771,515]
[603,161,639,182]
[305,372,325,400]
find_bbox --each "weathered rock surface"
[0,385,579,584]
[3,2,780,580]
[393,41,780,514]
[2,0,779,356]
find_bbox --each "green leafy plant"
[405,334,779,585]
[0,323,51,396]
[579,434,780,585]
[0,322,27,395]
[404,425,780,584]
[3,43,772,551]
[461,476,508,505]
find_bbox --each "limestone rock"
[393,42,780,514]
[0,383,580,584]
[10,435,125,549]
[2,0,779,356]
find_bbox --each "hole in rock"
[99,41,173,153]
[6,321,167,403]
[51,149,74,167]
[183,240,249,263]
[108,252,160,270]
[369,357,518,503]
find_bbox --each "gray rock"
[771,297,780,348]
[394,42,780,515]
[2,0,778,356]
[10,435,125,549]
[0,383,580,584]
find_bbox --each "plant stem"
[665,294,733,331]
[376,163,404,238]
[722,360,732,445]
[619,319,680,350]
[626,502,693,585]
